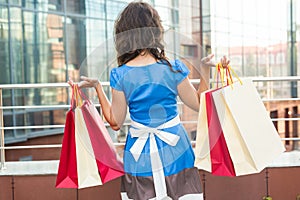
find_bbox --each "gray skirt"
[121,167,203,200]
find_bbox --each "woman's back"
[110,59,189,127]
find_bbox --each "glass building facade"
[0,0,184,143]
[0,0,299,147]
[201,0,300,149]
[203,0,300,99]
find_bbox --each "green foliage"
[262,197,272,200]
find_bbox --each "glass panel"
[229,36,243,76]
[0,10,67,108]
[9,0,21,6]
[228,0,242,22]
[214,31,229,48]
[67,0,88,15]
[243,24,257,40]
[86,0,105,18]
[256,26,269,40]
[202,17,211,32]
[243,0,256,25]
[14,0,64,12]
[173,0,179,8]
[215,17,229,32]
[155,0,171,7]
[10,7,23,84]
[10,0,64,11]
[65,16,107,84]
[21,12,65,85]
[269,29,286,41]
[215,0,228,18]
[105,0,128,20]
[297,0,300,83]
[0,6,9,85]
[156,6,172,27]
[201,0,210,17]
[257,44,268,76]
[256,0,269,27]
[243,44,257,76]
[229,21,243,37]
[172,9,179,25]
[269,0,286,29]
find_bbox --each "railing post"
[0,88,6,170]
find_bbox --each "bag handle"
[70,84,76,109]
[74,84,83,107]
[213,63,242,88]
[70,83,91,109]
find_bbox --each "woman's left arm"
[177,55,230,112]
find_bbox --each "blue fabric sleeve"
[110,68,123,91]
[173,59,190,85]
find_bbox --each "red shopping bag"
[56,109,78,188]
[205,90,236,177]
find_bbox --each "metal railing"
[1,77,300,170]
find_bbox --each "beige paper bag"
[194,91,212,172]
[212,79,285,174]
[75,108,102,188]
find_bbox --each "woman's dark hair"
[114,1,173,69]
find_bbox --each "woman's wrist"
[94,81,102,91]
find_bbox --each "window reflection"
[11,0,64,12]
[211,0,291,100]
[0,6,9,85]
[0,0,298,146]
[65,16,106,82]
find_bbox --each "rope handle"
[70,84,89,108]
[213,63,242,88]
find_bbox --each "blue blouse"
[110,59,195,176]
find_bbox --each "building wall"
[1,168,300,200]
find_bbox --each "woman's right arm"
[69,76,127,131]
[94,83,127,131]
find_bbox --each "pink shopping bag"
[56,85,124,188]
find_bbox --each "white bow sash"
[129,116,181,200]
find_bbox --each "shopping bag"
[81,100,124,183]
[195,88,236,176]
[75,105,103,188]
[212,79,285,175]
[55,110,78,188]
[205,90,236,176]
[195,63,285,176]
[195,64,236,176]
[56,85,124,188]
[195,91,211,172]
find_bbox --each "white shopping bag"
[75,107,102,188]
[194,91,212,172]
[212,79,285,175]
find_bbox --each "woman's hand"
[220,55,230,68]
[200,54,215,67]
[200,54,230,68]
[68,76,100,89]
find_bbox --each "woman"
[70,2,229,200]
